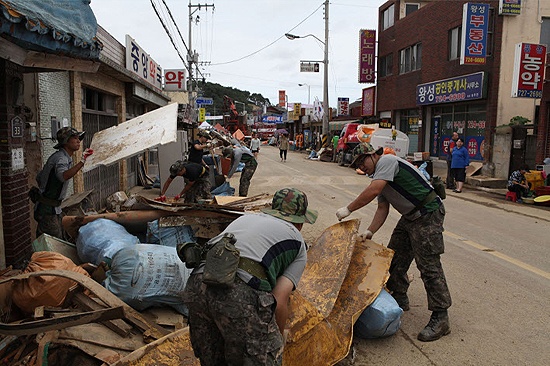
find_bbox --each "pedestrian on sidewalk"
[278,132,289,162]
[335,142,451,342]
[446,132,458,189]
[450,138,469,193]
[507,164,531,202]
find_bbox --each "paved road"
[235,145,550,366]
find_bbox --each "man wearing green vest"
[335,142,452,342]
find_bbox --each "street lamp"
[283,0,329,137]
[298,83,311,104]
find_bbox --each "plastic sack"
[353,288,403,339]
[12,252,90,313]
[76,218,139,265]
[103,244,192,315]
[146,220,195,248]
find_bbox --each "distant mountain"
[196,81,271,115]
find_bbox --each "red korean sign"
[512,43,547,98]
[279,90,286,107]
[361,87,376,116]
[358,29,376,83]
[338,97,349,116]
[164,69,186,91]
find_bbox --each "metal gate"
[82,112,120,211]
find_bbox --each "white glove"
[358,229,374,241]
[206,142,213,148]
[336,207,352,221]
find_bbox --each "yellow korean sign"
[293,103,301,120]
[198,108,206,122]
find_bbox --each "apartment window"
[399,43,422,74]
[449,26,462,60]
[380,53,393,77]
[405,3,420,16]
[382,4,395,30]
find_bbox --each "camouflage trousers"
[185,175,212,203]
[183,274,283,365]
[34,210,63,239]
[386,204,452,311]
[239,160,257,197]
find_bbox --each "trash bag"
[104,244,192,315]
[12,252,90,313]
[211,181,235,196]
[353,288,403,339]
[146,219,195,248]
[76,218,139,265]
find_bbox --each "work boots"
[417,310,451,342]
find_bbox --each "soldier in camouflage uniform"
[183,188,318,365]
[336,142,452,342]
[156,160,211,203]
[223,146,257,197]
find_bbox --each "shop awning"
[0,0,102,71]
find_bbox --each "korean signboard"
[262,115,283,123]
[125,35,162,89]
[361,87,376,117]
[279,90,286,107]
[358,29,376,83]
[512,43,547,98]
[338,97,350,116]
[164,69,186,91]
[460,3,490,65]
[416,72,486,106]
[499,0,521,15]
[293,103,301,120]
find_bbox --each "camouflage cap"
[53,127,86,149]
[261,188,318,224]
[222,147,233,158]
[349,142,383,169]
[169,160,186,176]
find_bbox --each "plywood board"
[84,103,178,172]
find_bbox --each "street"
[235,145,550,366]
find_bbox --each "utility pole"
[322,0,329,136]
[188,1,214,94]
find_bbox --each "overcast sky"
[90,0,386,107]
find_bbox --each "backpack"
[431,176,446,200]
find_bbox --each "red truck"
[335,123,361,166]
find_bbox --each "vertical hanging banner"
[499,0,521,16]
[512,43,547,98]
[460,3,490,65]
[361,87,376,117]
[279,90,286,107]
[337,98,350,116]
[358,29,376,83]
[293,103,301,120]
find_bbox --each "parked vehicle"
[335,123,361,166]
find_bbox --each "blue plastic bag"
[354,288,403,339]
[418,162,431,181]
[146,220,195,247]
[211,181,235,196]
[76,219,139,265]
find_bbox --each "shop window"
[449,26,462,60]
[382,4,395,30]
[380,53,393,77]
[399,43,422,74]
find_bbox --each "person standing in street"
[335,142,451,342]
[34,127,93,239]
[332,133,339,162]
[183,188,317,365]
[156,160,211,203]
[450,138,469,193]
[278,132,289,162]
[188,130,212,169]
[446,131,459,189]
[223,145,257,197]
[250,132,261,158]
